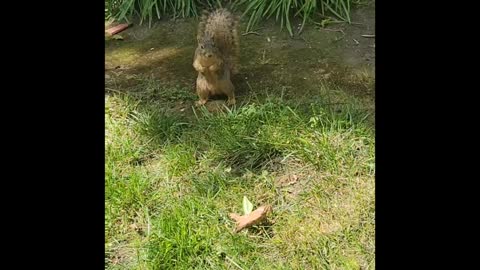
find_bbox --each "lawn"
[105,3,375,268]
[105,80,374,269]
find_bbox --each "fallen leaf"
[242,196,253,215]
[229,205,273,233]
[277,174,300,187]
[286,174,299,186]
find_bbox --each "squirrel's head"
[197,34,221,59]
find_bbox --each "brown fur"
[195,60,235,106]
[195,8,240,74]
[193,8,240,106]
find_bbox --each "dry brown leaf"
[286,174,299,186]
[277,174,300,187]
[229,205,273,233]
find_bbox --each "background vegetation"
[105,0,360,36]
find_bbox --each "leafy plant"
[105,0,354,35]
[234,0,351,36]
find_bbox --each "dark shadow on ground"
[106,1,374,101]
[105,1,375,126]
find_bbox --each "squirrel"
[193,8,240,106]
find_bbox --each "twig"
[292,36,308,43]
[242,31,261,36]
[334,34,346,42]
[246,81,254,92]
[320,102,349,106]
[260,49,268,64]
[105,23,131,36]
[361,34,375,38]
[146,208,151,236]
[225,256,245,270]
[353,38,360,45]
[105,88,124,94]
[321,28,345,35]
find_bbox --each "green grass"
[106,0,222,26]
[105,79,375,269]
[105,0,356,36]
[234,0,352,36]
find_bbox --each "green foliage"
[105,91,375,269]
[105,0,354,35]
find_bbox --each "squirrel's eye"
[200,45,204,49]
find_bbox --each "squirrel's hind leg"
[196,79,210,106]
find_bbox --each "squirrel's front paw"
[193,62,206,73]
[196,66,206,73]
[226,98,236,106]
[209,64,220,72]
[196,99,207,106]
